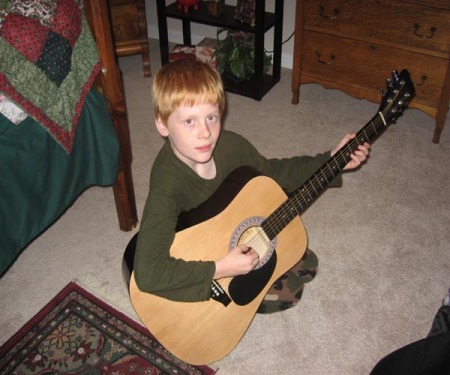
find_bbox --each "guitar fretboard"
[261,68,413,241]
[261,113,386,240]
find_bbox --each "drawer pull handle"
[319,5,340,19]
[413,23,437,39]
[416,75,428,86]
[316,51,336,64]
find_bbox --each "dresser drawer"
[303,0,450,57]
[300,31,447,105]
[292,0,450,143]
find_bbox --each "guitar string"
[238,85,404,254]
[243,228,272,258]
[270,120,378,231]
[262,100,396,239]
[241,116,381,249]
[236,116,385,253]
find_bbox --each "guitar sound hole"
[229,216,276,269]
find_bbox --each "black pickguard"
[228,251,277,305]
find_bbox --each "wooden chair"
[108,0,151,77]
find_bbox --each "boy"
[134,58,369,313]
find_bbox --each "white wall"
[145,1,296,69]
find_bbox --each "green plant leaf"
[213,28,272,80]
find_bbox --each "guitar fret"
[309,181,317,196]
[292,194,305,213]
[305,186,314,201]
[361,127,369,142]
[369,120,377,135]
[318,169,327,185]
[327,161,338,178]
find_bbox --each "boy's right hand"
[214,244,260,280]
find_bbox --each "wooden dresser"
[291,0,450,143]
[107,0,151,77]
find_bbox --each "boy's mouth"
[196,144,212,152]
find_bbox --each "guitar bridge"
[210,280,232,306]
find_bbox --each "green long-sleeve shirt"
[134,130,341,302]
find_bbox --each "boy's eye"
[207,115,218,122]
[184,118,194,125]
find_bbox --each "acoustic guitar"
[128,70,414,365]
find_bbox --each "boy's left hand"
[331,133,370,171]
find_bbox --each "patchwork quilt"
[0,0,101,152]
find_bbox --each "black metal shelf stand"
[156,0,284,100]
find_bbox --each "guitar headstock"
[378,69,415,126]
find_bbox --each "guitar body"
[129,170,307,365]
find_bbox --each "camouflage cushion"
[258,248,319,314]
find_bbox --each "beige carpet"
[1,39,449,374]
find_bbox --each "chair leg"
[137,0,151,77]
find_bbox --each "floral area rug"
[0,282,216,374]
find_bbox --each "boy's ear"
[155,117,169,137]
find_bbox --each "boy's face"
[155,102,221,173]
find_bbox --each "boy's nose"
[198,122,211,139]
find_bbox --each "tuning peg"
[385,78,394,89]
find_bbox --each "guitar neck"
[262,112,387,241]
